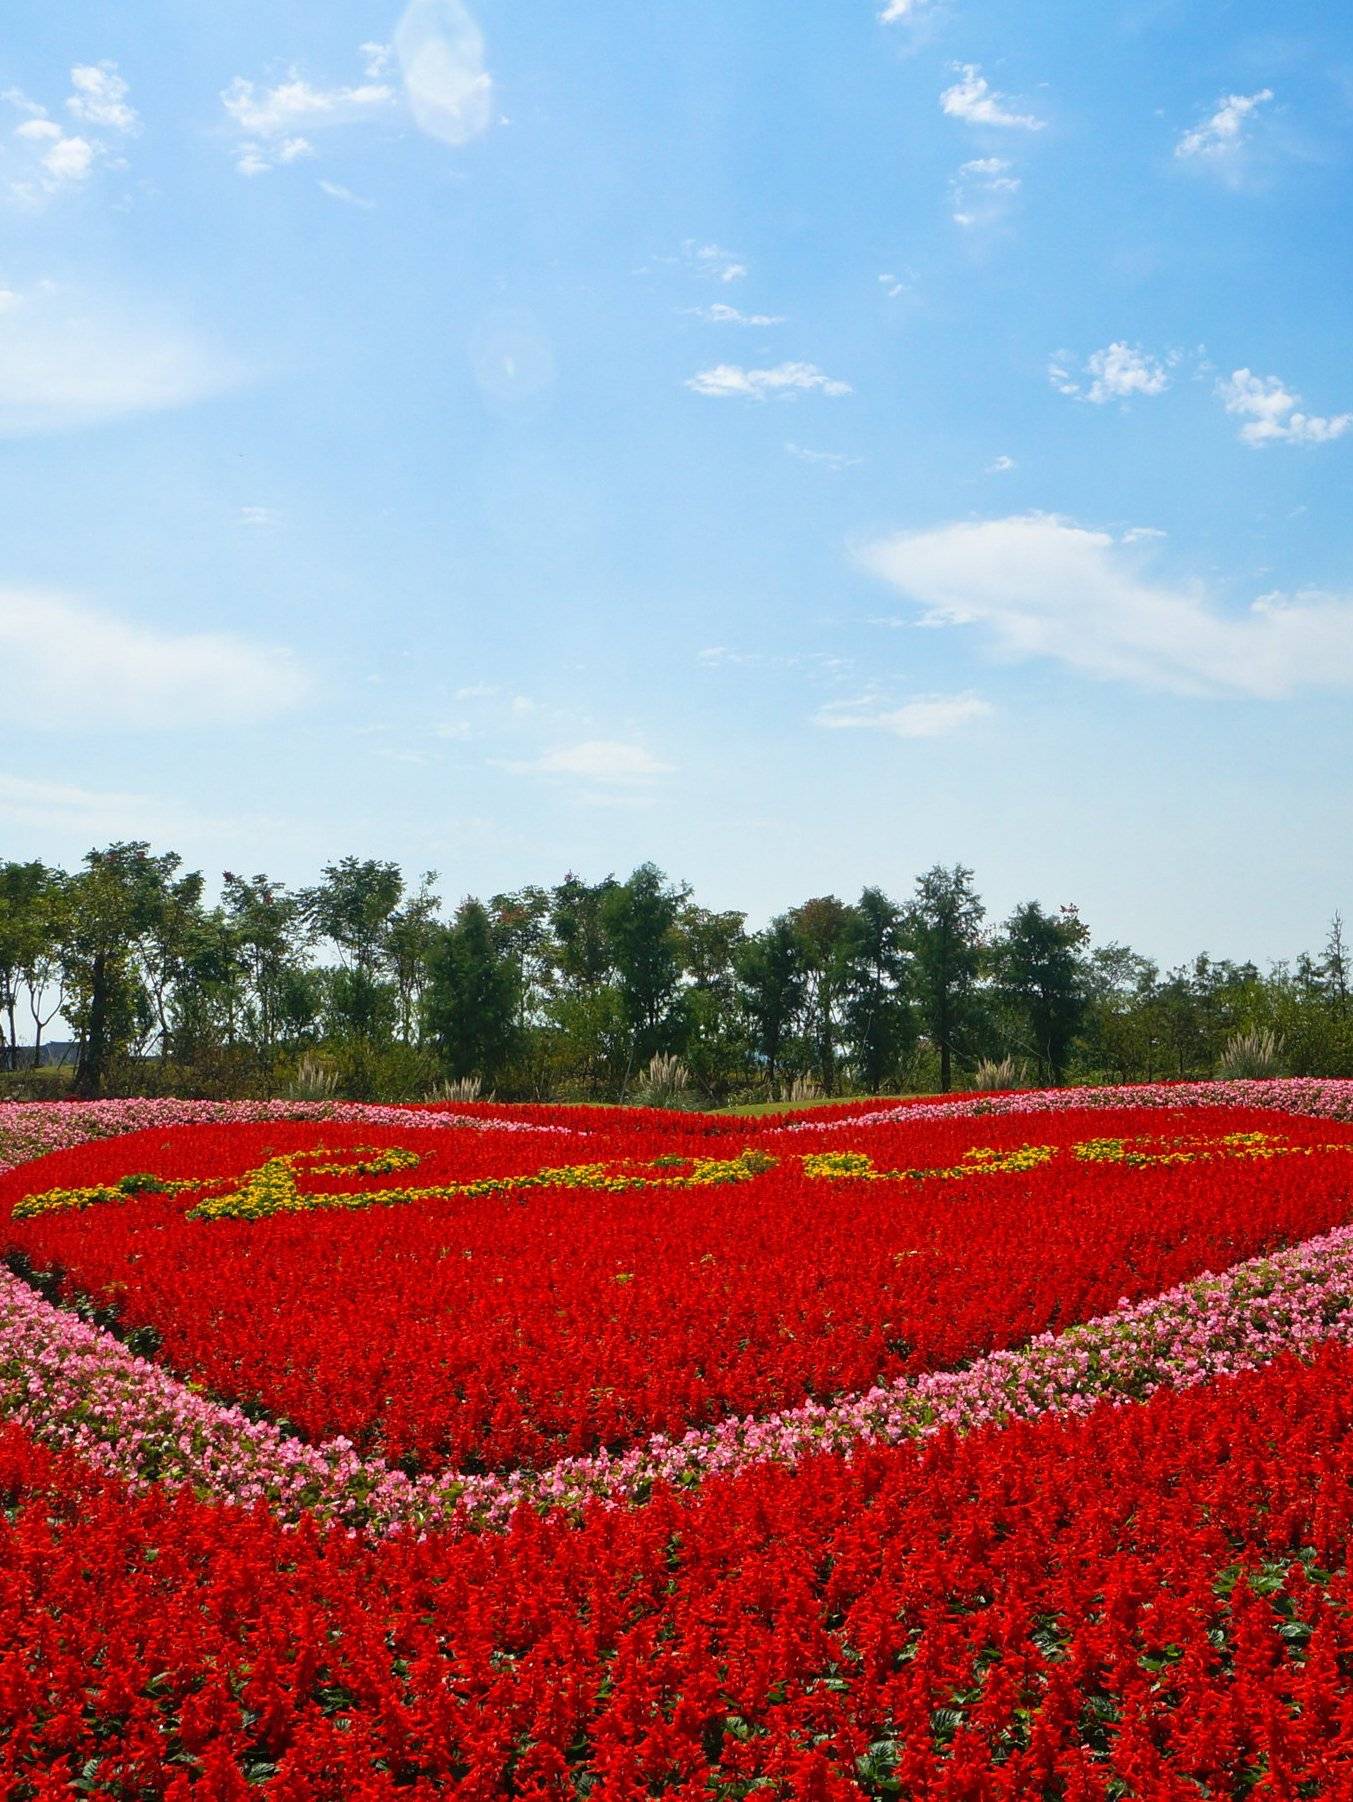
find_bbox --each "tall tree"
[601,863,688,1083]
[386,873,441,1045]
[1323,913,1351,1018]
[301,857,404,1043]
[63,843,184,1096]
[737,916,805,1096]
[676,902,749,1099]
[221,872,309,1062]
[789,895,856,1094]
[0,860,57,1070]
[905,865,984,1093]
[843,886,912,1093]
[424,898,520,1084]
[991,901,1090,1085]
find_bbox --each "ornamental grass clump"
[973,1054,1030,1091]
[1217,1027,1286,1080]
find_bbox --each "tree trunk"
[75,952,110,1098]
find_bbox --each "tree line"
[0,842,1349,1103]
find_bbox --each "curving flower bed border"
[4,1210,1353,1539]
[0,1096,568,1175]
[775,1075,1353,1131]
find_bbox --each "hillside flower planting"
[6,1082,1353,1791]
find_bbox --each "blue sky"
[2,0,1351,965]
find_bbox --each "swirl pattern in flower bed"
[4,1105,1353,1476]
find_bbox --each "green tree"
[737,916,805,1097]
[905,864,984,1093]
[549,873,619,995]
[0,860,60,1070]
[301,857,404,1044]
[221,872,309,1063]
[676,902,749,1099]
[843,886,912,1093]
[387,873,441,1045]
[424,897,520,1084]
[63,843,183,1096]
[16,868,71,1071]
[601,863,688,1085]
[789,895,856,1094]
[991,901,1090,1085]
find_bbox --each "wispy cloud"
[940,64,1045,131]
[1218,368,1351,447]
[319,178,375,209]
[949,156,1020,227]
[0,592,311,727]
[1050,342,1173,404]
[1175,89,1272,170]
[4,63,136,204]
[66,63,138,132]
[687,361,851,399]
[681,241,747,283]
[879,0,929,17]
[225,1,494,175]
[503,740,675,783]
[859,512,1353,698]
[222,72,395,138]
[785,441,862,469]
[815,692,994,738]
[987,454,1016,472]
[688,302,785,325]
[0,282,239,434]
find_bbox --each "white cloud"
[949,155,1020,226]
[395,0,495,147]
[0,592,311,728]
[319,178,375,208]
[0,283,239,433]
[816,692,993,738]
[0,772,156,834]
[2,64,137,204]
[940,65,1045,131]
[225,5,494,177]
[689,302,785,325]
[222,73,395,138]
[684,241,747,283]
[66,63,138,133]
[987,454,1016,472]
[859,512,1353,698]
[786,441,862,469]
[687,361,851,399]
[239,505,277,527]
[878,272,909,300]
[1051,342,1172,404]
[40,133,94,182]
[1218,368,1351,447]
[880,0,928,18]
[1176,89,1272,164]
[504,740,675,782]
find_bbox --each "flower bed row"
[6,1107,1353,1473]
[0,1096,568,1177]
[5,1201,1353,1538]
[7,1338,1353,1795]
[7,1077,1353,1177]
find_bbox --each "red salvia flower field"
[6,1085,1353,1794]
